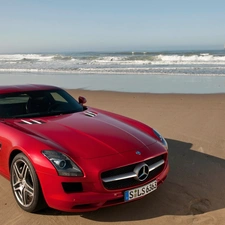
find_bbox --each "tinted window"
[0,89,83,118]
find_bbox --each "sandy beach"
[1,89,225,225]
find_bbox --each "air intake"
[19,119,46,124]
[84,111,97,117]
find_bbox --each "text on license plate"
[124,180,157,201]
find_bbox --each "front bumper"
[37,162,169,212]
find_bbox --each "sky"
[0,0,225,53]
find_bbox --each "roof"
[0,84,61,94]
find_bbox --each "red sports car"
[0,84,169,213]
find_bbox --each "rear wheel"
[10,153,46,212]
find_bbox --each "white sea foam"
[0,51,225,77]
[1,53,225,64]
[155,54,225,63]
[0,54,54,61]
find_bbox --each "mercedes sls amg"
[0,84,169,212]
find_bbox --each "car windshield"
[0,89,84,118]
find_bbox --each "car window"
[0,89,83,118]
[0,94,29,105]
[50,92,67,102]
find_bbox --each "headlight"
[42,150,83,177]
[153,129,168,150]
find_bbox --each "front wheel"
[10,153,46,212]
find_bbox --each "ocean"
[0,50,225,93]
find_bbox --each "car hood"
[11,110,157,159]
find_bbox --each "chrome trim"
[102,172,137,183]
[149,159,164,172]
[102,159,165,183]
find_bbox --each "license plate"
[124,180,157,201]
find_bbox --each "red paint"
[0,84,169,212]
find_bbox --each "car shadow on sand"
[43,138,225,221]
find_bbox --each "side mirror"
[78,96,87,105]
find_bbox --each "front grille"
[101,154,166,190]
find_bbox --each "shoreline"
[0,72,225,94]
[68,88,225,95]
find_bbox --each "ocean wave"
[52,54,74,60]
[1,67,225,77]
[0,51,225,76]
[1,52,225,64]
[156,54,225,63]
[0,54,54,62]
[87,54,225,65]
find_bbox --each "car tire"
[10,153,46,212]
